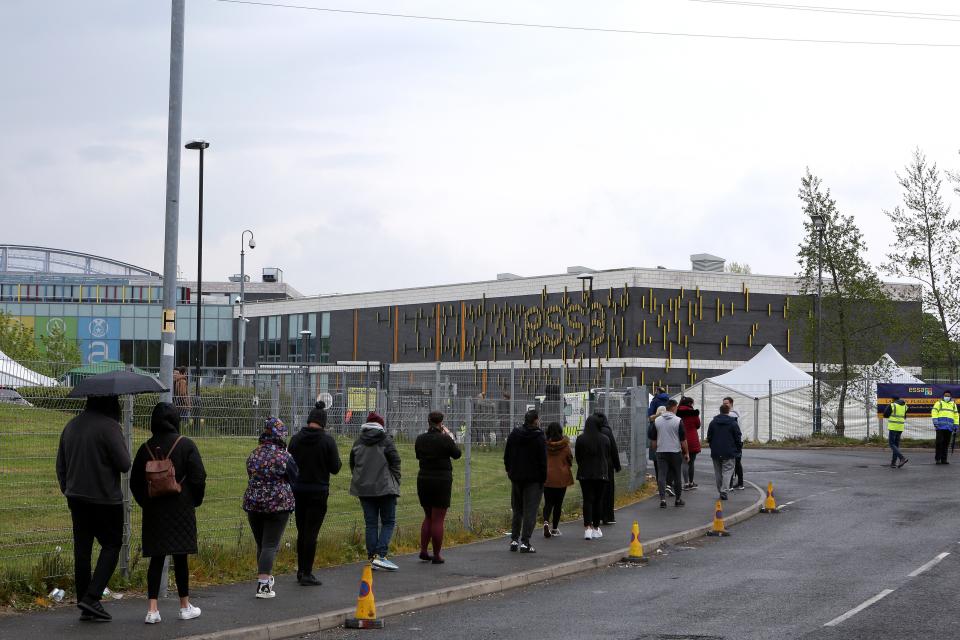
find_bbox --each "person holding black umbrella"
[56,394,131,622]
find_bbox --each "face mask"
[945,396,953,402]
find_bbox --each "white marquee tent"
[0,350,57,387]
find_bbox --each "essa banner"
[876,383,960,419]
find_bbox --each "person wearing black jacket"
[594,412,621,525]
[288,401,342,586]
[130,402,207,624]
[56,395,131,622]
[415,411,462,564]
[575,414,611,540]
[503,409,547,553]
[706,404,743,500]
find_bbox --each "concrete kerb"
[184,482,765,640]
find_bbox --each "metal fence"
[0,360,649,590]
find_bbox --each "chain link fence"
[0,359,649,593]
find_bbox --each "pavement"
[308,447,960,640]
[0,469,761,640]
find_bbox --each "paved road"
[320,448,959,640]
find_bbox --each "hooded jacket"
[597,415,622,473]
[648,392,671,418]
[288,425,342,494]
[575,415,611,481]
[130,402,207,556]
[349,422,401,497]
[504,424,547,484]
[676,404,702,454]
[706,414,743,459]
[243,417,298,513]
[545,437,574,488]
[56,405,132,505]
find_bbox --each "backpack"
[145,436,185,498]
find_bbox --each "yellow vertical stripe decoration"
[725,335,729,348]
[731,302,735,316]
[786,329,791,353]
[687,350,691,375]
[716,299,720,323]
[768,303,772,317]
[643,319,647,344]
[745,288,750,312]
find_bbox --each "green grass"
[744,434,938,449]
[0,403,653,609]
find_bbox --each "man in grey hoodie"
[650,400,689,508]
[349,411,401,571]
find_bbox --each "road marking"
[908,552,950,577]
[778,487,843,508]
[823,589,895,627]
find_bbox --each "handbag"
[145,436,184,498]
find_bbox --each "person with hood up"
[130,402,207,624]
[288,401,342,586]
[415,411,461,564]
[677,397,702,490]
[595,412,622,525]
[243,416,298,599]
[350,411,402,571]
[542,421,573,538]
[706,404,742,500]
[56,395,131,622]
[882,396,908,468]
[575,414,611,540]
[503,409,547,553]
[648,387,671,422]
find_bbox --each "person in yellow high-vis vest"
[931,391,959,464]
[883,397,908,468]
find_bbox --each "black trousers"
[146,554,189,599]
[730,457,744,488]
[510,481,543,543]
[935,430,952,463]
[657,452,683,500]
[294,492,329,575]
[542,487,567,530]
[68,498,123,603]
[579,479,606,528]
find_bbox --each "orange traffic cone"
[621,520,649,564]
[706,499,731,537]
[345,563,384,629]
[760,482,779,514]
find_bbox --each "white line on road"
[778,487,843,508]
[824,589,895,627]
[908,552,950,577]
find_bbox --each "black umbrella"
[67,370,168,398]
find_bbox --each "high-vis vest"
[932,399,959,430]
[888,402,906,432]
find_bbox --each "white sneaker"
[255,582,275,599]
[584,528,594,540]
[268,575,275,590]
[550,529,562,537]
[594,527,603,539]
[178,603,201,620]
[372,556,399,571]
[145,610,161,624]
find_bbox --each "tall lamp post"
[811,212,826,435]
[577,273,595,386]
[185,140,209,399]
[238,230,256,370]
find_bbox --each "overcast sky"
[3,0,960,295]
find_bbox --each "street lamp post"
[577,273,595,386]
[299,329,313,431]
[811,212,826,435]
[238,230,256,370]
[185,140,209,399]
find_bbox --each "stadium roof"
[0,245,159,278]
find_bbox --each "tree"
[39,324,82,378]
[884,149,960,376]
[796,170,894,436]
[725,262,752,274]
[0,311,39,363]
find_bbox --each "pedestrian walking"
[56,395,131,621]
[243,417,298,599]
[415,411,461,564]
[504,409,547,553]
[288,401,342,586]
[575,414,611,539]
[648,405,676,496]
[882,396,908,468]
[542,421,573,538]
[651,400,690,508]
[677,397,701,490]
[723,397,745,490]
[173,367,191,422]
[932,390,958,464]
[595,411,621,525]
[130,402,206,624]
[706,404,742,501]
[350,411,402,571]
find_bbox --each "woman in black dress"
[415,411,462,564]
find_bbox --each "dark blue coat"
[706,414,742,459]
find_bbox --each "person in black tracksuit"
[504,409,547,553]
[595,412,621,525]
[575,414,611,540]
[288,401,342,586]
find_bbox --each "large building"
[0,246,920,386]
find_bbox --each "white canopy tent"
[861,354,929,439]
[0,350,57,387]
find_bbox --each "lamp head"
[576,273,594,282]
[185,140,210,150]
[248,237,256,249]
[811,213,826,231]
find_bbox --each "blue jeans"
[888,430,905,464]
[359,496,397,558]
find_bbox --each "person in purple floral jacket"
[243,417,298,599]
